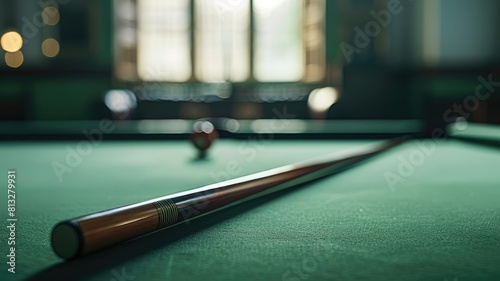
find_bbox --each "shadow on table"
[26,188,296,281]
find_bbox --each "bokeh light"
[42,38,60,58]
[1,32,23,53]
[308,87,339,113]
[5,51,24,68]
[193,121,215,134]
[104,90,137,113]
[42,7,61,26]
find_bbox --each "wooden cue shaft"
[51,138,406,260]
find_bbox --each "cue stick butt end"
[51,220,84,260]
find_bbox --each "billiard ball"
[189,121,218,157]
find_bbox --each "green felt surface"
[0,139,499,281]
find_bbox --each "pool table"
[0,136,499,281]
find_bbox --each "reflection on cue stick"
[51,137,407,260]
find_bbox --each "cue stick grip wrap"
[51,198,180,260]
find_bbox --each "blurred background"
[0,0,499,137]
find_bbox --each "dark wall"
[0,0,499,123]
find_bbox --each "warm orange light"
[5,51,24,68]
[42,7,60,25]
[42,38,60,58]
[1,32,23,53]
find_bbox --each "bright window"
[115,0,325,83]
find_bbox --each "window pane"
[137,0,191,82]
[303,0,325,82]
[114,0,138,81]
[195,0,250,82]
[254,0,304,82]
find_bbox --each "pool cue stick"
[51,137,407,260]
